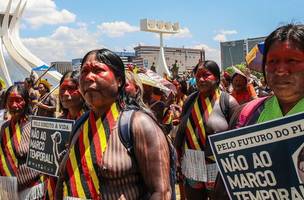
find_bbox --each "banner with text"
[209,112,304,200]
[27,116,74,177]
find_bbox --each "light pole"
[228,47,233,66]
[140,19,180,77]
[228,42,236,66]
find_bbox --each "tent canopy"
[32,64,56,71]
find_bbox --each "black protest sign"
[27,116,74,177]
[209,112,304,200]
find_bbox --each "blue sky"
[1,0,304,66]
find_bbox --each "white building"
[133,45,204,73]
[0,0,61,86]
[51,61,72,75]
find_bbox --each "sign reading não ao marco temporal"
[27,116,74,177]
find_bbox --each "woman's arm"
[132,111,171,200]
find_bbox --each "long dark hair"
[262,24,304,79]
[3,84,32,117]
[81,49,126,107]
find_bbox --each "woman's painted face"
[59,78,82,109]
[195,67,217,93]
[79,54,121,109]
[125,79,138,98]
[6,89,26,116]
[265,41,304,104]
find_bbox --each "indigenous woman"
[175,60,238,200]
[56,49,171,199]
[125,70,148,110]
[44,71,87,200]
[0,84,44,199]
[215,23,304,200]
[58,70,86,120]
[231,68,257,105]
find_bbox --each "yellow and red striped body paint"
[184,89,220,151]
[63,103,119,199]
[0,122,22,177]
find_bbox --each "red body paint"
[60,80,80,96]
[195,68,216,81]
[7,92,25,112]
[265,41,304,73]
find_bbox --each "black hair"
[262,24,304,78]
[175,77,188,95]
[60,70,80,86]
[3,84,31,117]
[24,77,34,87]
[193,60,221,85]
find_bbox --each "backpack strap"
[219,91,230,121]
[118,109,136,154]
[236,97,268,128]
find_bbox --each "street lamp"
[228,42,236,66]
[140,19,180,76]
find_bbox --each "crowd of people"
[0,23,303,199]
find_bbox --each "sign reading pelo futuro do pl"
[27,116,74,177]
[209,112,304,200]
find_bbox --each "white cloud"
[157,27,192,39]
[21,25,104,64]
[213,29,238,42]
[221,30,237,35]
[97,21,139,37]
[191,44,221,68]
[213,34,227,42]
[0,0,76,28]
[172,27,192,38]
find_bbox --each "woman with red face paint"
[214,24,304,200]
[174,60,239,200]
[0,84,44,199]
[58,71,87,120]
[125,70,148,110]
[231,67,258,105]
[55,49,171,199]
[43,70,88,200]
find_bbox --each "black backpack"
[118,109,177,200]
[71,109,177,199]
